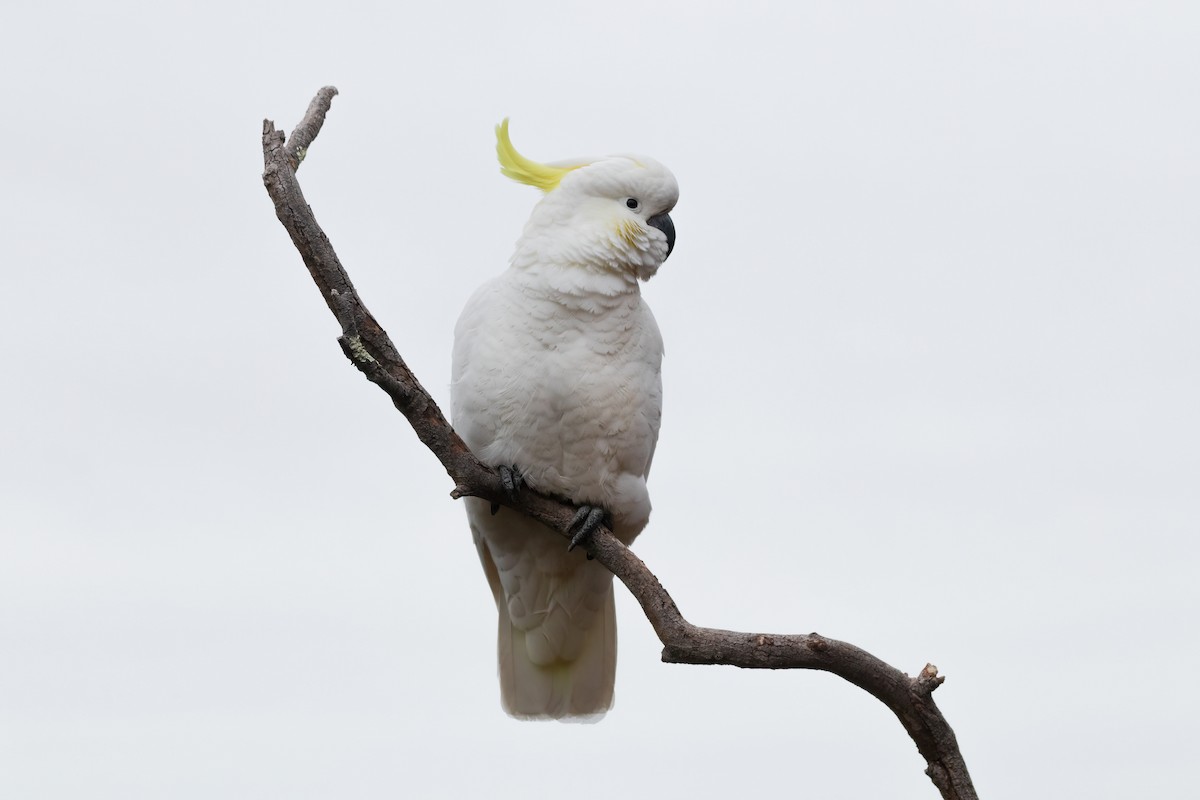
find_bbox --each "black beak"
[647,212,675,259]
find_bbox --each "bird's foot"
[490,465,524,515]
[567,505,609,556]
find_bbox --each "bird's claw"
[567,505,608,554]
[500,465,524,500]
[491,465,524,515]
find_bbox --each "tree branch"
[261,88,979,800]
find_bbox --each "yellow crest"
[495,118,582,193]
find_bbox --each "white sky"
[2,1,1197,797]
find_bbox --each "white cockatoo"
[450,120,678,720]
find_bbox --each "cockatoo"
[450,120,677,720]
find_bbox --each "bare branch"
[285,85,338,171]
[261,89,979,800]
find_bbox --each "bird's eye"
[626,198,639,210]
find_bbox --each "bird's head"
[497,119,678,283]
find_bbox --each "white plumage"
[450,123,678,719]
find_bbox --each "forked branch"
[261,87,978,800]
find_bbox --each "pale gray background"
[3,1,1197,797]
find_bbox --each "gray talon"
[567,505,607,552]
[492,465,524,515]
[498,465,523,502]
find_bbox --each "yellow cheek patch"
[615,218,642,248]
[495,118,583,193]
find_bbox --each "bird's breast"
[456,281,662,507]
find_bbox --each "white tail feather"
[496,583,616,720]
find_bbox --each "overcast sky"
[3,1,1197,797]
